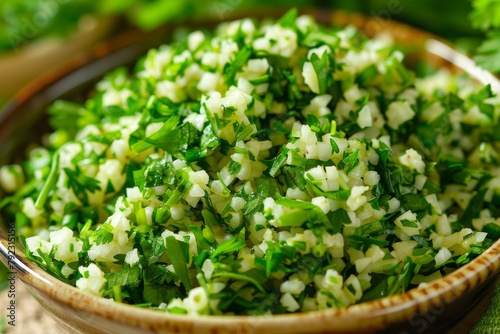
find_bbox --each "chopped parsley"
[1,9,499,317]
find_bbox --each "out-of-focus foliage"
[471,0,500,30]
[474,31,500,72]
[0,262,8,291]
[470,0,500,73]
[0,0,94,53]
[0,0,476,54]
[1,0,499,72]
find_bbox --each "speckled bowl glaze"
[0,8,499,334]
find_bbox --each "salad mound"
[1,9,500,315]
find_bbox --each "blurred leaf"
[99,0,138,14]
[475,32,500,72]
[0,262,9,292]
[471,0,500,31]
[129,1,190,30]
[0,0,94,53]
[470,279,500,334]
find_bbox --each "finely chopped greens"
[1,9,500,315]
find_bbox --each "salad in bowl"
[0,8,499,333]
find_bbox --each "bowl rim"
[1,7,500,333]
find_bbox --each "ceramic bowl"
[0,8,499,334]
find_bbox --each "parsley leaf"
[475,33,500,72]
[277,8,298,28]
[91,224,114,245]
[63,167,101,206]
[471,0,500,30]
[165,236,191,290]
[35,153,60,210]
[105,266,141,289]
[138,234,167,266]
[461,188,488,228]
[211,229,246,259]
[224,46,252,87]
[310,52,331,95]
[338,149,360,175]
[467,84,495,120]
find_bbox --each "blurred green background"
[0,0,479,53]
[1,1,500,332]
[0,0,498,107]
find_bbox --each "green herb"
[105,266,141,289]
[211,229,246,260]
[3,9,499,317]
[91,224,114,245]
[35,153,60,210]
[338,149,360,175]
[461,188,488,228]
[165,236,191,290]
[310,52,331,95]
[63,167,101,206]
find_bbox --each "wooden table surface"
[0,276,497,334]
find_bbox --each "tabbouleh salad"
[1,9,500,315]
